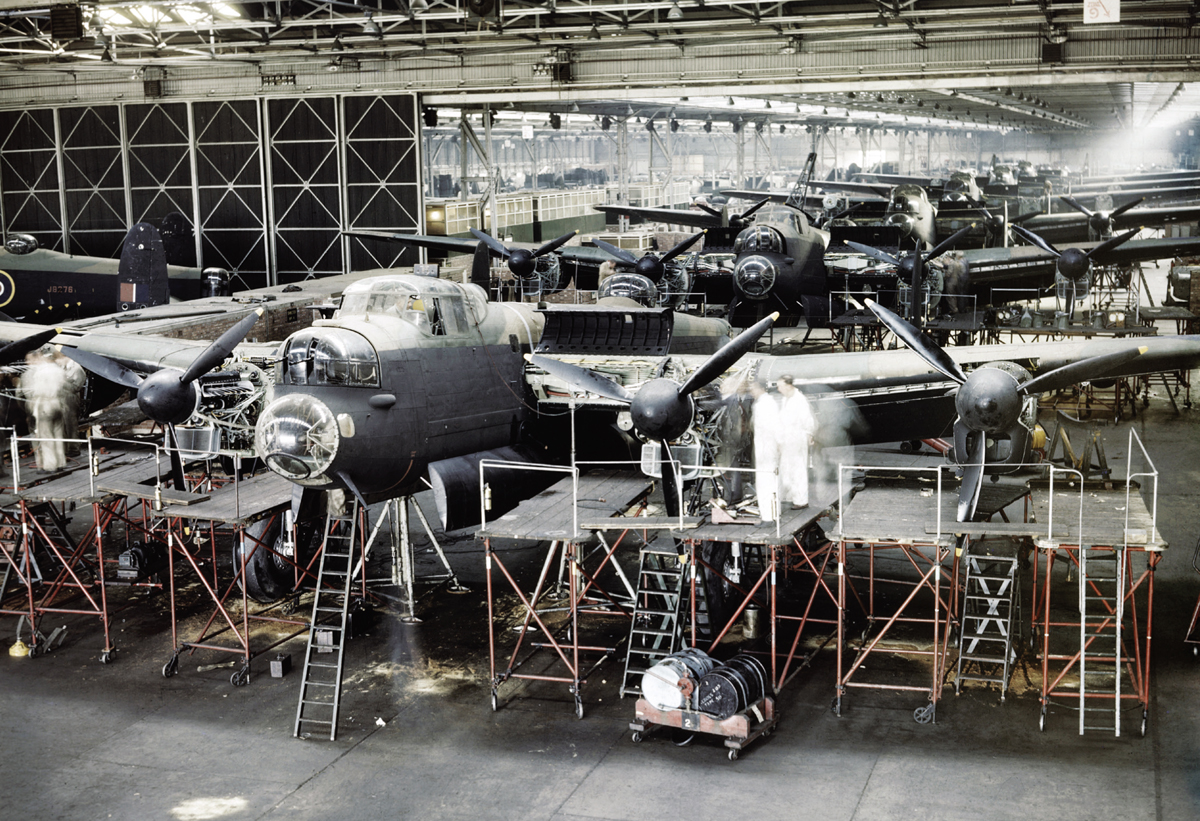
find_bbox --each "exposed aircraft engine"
[4,234,37,254]
[597,273,659,306]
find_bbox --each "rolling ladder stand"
[620,544,690,697]
[1079,546,1123,736]
[293,506,360,740]
[955,545,1020,700]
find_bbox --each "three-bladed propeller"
[592,230,706,284]
[61,308,265,489]
[699,197,771,229]
[1059,195,1144,240]
[1009,223,1140,315]
[865,298,1146,521]
[470,228,578,281]
[846,224,975,322]
[528,312,779,518]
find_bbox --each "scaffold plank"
[483,470,652,541]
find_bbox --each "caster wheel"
[162,655,179,678]
[1039,707,1046,732]
[631,731,642,744]
[1193,646,1198,657]
[230,666,250,687]
[490,691,499,712]
[728,749,739,761]
[575,700,584,720]
[913,703,935,725]
[1140,711,1148,738]
[99,651,113,665]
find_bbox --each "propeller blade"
[659,439,681,519]
[181,308,265,385]
[844,240,901,267]
[166,424,186,492]
[58,346,144,389]
[469,228,512,259]
[533,229,578,258]
[1010,211,1042,225]
[829,202,866,222]
[0,328,60,366]
[525,354,634,403]
[737,198,771,221]
[1010,224,1061,257]
[1019,346,1147,396]
[696,202,723,218]
[1085,227,1140,261]
[864,299,968,384]
[1108,197,1145,220]
[957,430,986,523]
[660,230,706,264]
[678,312,779,397]
[925,224,975,263]
[1059,195,1094,217]
[591,238,640,266]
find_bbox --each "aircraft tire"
[237,517,295,603]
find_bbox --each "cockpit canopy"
[336,274,487,335]
[279,328,380,388]
[888,184,930,213]
[733,224,785,255]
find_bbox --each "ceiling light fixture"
[587,24,600,40]
[873,13,888,28]
[409,0,429,12]
[667,2,683,21]
[362,11,382,37]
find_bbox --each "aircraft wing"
[725,182,892,201]
[346,229,613,266]
[962,234,1200,284]
[593,204,721,229]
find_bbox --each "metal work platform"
[481,468,653,718]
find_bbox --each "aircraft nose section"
[255,393,341,483]
[733,254,777,299]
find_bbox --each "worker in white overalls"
[777,375,817,510]
[749,379,780,522]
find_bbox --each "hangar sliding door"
[343,94,421,272]
[0,92,420,289]
[0,109,63,252]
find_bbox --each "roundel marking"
[0,270,14,307]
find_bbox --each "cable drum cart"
[629,649,778,760]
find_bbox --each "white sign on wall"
[1084,0,1119,24]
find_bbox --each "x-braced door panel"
[194,100,269,290]
[125,102,196,267]
[59,105,127,257]
[267,96,343,283]
[0,108,62,251]
[344,93,421,272]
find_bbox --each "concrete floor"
[4,270,1200,821]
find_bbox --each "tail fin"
[117,223,170,311]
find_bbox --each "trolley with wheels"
[629,695,777,760]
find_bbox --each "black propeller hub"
[507,248,537,279]
[138,368,201,426]
[636,255,665,282]
[1090,213,1110,235]
[955,367,1022,434]
[1057,247,1091,280]
[630,378,694,442]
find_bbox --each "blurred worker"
[777,375,817,510]
[750,378,779,522]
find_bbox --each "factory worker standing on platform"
[750,378,780,522]
[777,375,817,510]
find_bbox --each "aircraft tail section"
[117,222,171,311]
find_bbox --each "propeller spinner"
[592,230,705,284]
[528,312,779,517]
[865,298,1145,521]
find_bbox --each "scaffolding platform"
[482,468,654,717]
[1030,435,1163,737]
